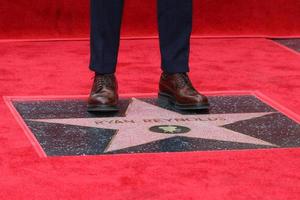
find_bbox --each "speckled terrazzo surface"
[272,38,300,52]
[11,95,300,156]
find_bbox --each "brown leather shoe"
[158,72,209,110]
[87,74,119,112]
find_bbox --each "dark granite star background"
[12,95,300,156]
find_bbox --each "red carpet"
[0,38,300,199]
[1,0,300,39]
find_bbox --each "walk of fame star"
[30,98,277,153]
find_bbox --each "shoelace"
[175,73,193,88]
[94,74,115,91]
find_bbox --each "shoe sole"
[87,105,119,112]
[158,92,210,111]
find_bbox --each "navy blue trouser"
[89,0,193,74]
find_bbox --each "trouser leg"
[89,0,124,74]
[157,0,193,73]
